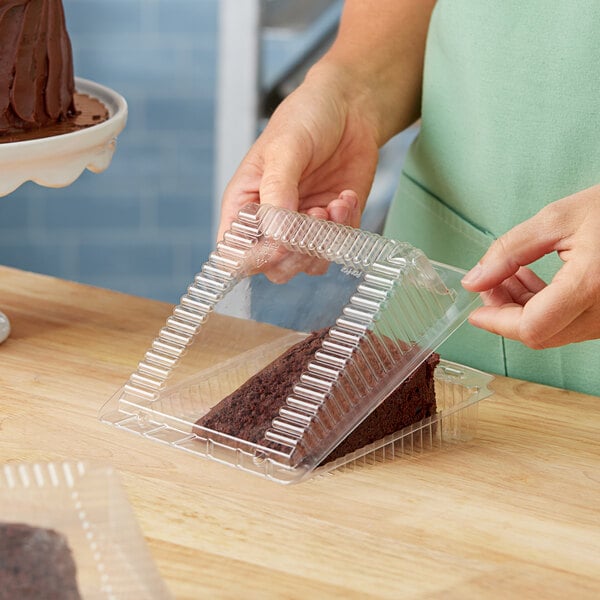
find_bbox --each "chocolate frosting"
[0,0,76,133]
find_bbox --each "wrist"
[304,0,435,145]
[303,59,389,147]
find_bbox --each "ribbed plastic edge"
[313,361,494,478]
[101,360,493,485]
[115,203,445,401]
[105,203,481,477]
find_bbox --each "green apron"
[384,0,600,396]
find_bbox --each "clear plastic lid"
[102,204,486,483]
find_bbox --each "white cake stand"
[0,77,128,342]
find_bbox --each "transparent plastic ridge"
[102,359,493,484]
[102,203,484,483]
[315,361,494,478]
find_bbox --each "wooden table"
[1,265,598,599]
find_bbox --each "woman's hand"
[462,185,600,348]
[216,65,378,281]
[216,0,436,282]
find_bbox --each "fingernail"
[339,190,358,209]
[331,205,350,223]
[462,263,483,285]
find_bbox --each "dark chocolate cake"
[0,0,109,143]
[195,328,439,465]
[0,522,82,600]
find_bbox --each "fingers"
[469,261,592,348]
[259,136,311,212]
[327,190,361,227]
[461,203,568,292]
[460,188,600,348]
[480,267,546,307]
[216,159,261,243]
[215,141,310,243]
[306,206,329,220]
[216,125,312,243]
[261,190,362,283]
[265,251,329,284]
[513,267,547,295]
[468,303,599,348]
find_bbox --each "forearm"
[308,0,436,146]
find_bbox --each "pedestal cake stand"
[0,78,128,343]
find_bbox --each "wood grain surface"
[1,265,598,599]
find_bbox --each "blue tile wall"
[0,1,407,308]
[0,0,218,303]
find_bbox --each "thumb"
[216,144,305,243]
[259,141,308,212]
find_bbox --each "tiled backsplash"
[0,0,218,303]
[0,1,412,305]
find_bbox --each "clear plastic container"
[101,203,494,484]
[0,461,171,599]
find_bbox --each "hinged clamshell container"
[101,204,493,484]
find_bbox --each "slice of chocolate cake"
[195,328,439,466]
[0,522,82,600]
[0,0,109,143]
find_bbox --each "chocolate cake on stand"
[0,0,128,343]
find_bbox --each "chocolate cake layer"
[195,329,439,466]
[0,521,81,600]
[323,351,438,463]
